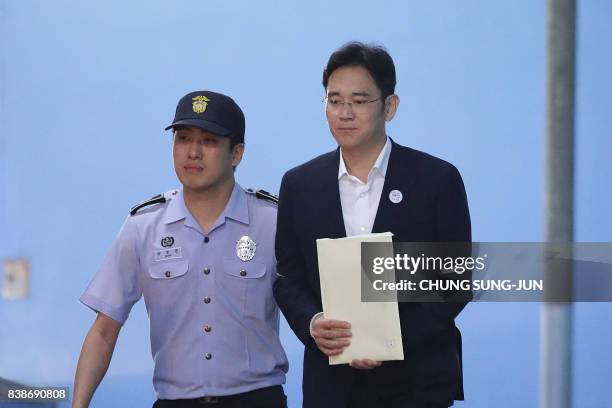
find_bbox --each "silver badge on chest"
[236,235,257,261]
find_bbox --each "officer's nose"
[188,142,203,159]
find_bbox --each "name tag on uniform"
[153,247,183,261]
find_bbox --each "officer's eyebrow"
[173,125,189,133]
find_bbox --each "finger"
[318,346,344,357]
[360,359,381,366]
[315,338,350,350]
[350,359,381,369]
[316,319,352,330]
[351,362,373,369]
[316,342,346,356]
[312,328,352,339]
[349,360,366,369]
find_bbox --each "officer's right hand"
[311,316,352,357]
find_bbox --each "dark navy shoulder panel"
[129,193,166,215]
[246,188,278,204]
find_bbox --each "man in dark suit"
[273,42,471,408]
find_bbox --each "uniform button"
[164,271,171,278]
[204,325,212,333]
[204,353,212,360]
[240,269,247,277]
[203,267,210,275]
[204,237,210,243]
[203,297,211,304]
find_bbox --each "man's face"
[325,65,395,152]
[172,126,243,193]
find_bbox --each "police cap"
[165,91,245,144]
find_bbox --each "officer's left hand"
[350,359,382,370]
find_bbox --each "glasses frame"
[323,95,385,111]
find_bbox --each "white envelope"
[316,232,404,365]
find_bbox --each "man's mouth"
[184,164,204,173]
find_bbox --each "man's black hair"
[322,42,396,98]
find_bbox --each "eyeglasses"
[323,96,384,112]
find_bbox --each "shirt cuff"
[80,292,129,325]
[309,312,324,338]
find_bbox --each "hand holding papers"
[316,232,404,365]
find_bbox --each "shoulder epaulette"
[130,193,166,215]
[254,189,278,204]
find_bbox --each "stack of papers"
[316,232,404,365]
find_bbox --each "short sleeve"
[80,216,143,324]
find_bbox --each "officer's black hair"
[322,42,396,105]
[171,126,241,151]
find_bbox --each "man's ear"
[384,94,400,121]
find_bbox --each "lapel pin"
[389,190,403,204]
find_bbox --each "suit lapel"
[372,140,416,234]
[317,148,347,238]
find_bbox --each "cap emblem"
[192,95,210,114]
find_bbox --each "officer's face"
[172,126,243,193]
[325,65,398,152]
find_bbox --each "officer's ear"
[231,143,245,168]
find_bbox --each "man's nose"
[338,102,355,120]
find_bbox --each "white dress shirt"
[310,137,391,335]
[338,137,391,237]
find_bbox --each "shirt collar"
[220,182,250,225]
[162,190,187,225]
[338,136,392,180]
[162,183,249,227]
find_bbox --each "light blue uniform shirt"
[80,183,288,399]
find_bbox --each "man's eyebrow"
[326,91,371,97]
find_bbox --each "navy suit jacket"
[273,140,471,407]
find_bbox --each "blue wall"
[1,1,610,407]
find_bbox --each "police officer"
[72,91,288,408]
